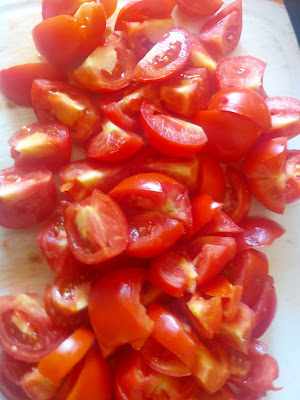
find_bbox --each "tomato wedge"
[286,150,300,203]
[175,0,223,17]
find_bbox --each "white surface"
[0,0,299,399]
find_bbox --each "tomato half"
[133,28,190,83]
[0,167,57,229]
[71,33,136,92]
[9,122,71,172]
[286,150,300,203]
[0,63,66,106]
[115,0,175,30]
[32,79,101,143]
[194,110,260,162]
[89,267,154,357]
[141,100,207,158]
[0,294,67,363]
[175,0,223,17]
[63,190,129,265]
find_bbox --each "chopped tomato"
[199,0,242,58]
[31,79,101,143]
[0,294,67,363]
[71,33,136,92]
[199,210,243,236]
[187,235,237,261]
[41,0,89,19]
[187,33,217,76]
[235,217,285,250]
[126,211,184,258]
[115,0,175,30]
[0,63,66,106]
[0,167,57,229]
[0,351,34,387]
[0,370,30,400]
[197,153,226,202]
[21,368,58,400]
[85,119,144,162]
[88,267,154,357]
[63,190,129,265]
[9,122,71,172]
[141,100,207,158]
[286,150,300,203]
[175,0,223,17]
[192,193,223,234]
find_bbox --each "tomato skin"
[208,88,271,132]
[42,0,85,19]
[32,15,84,66]
[126,211,184,258]
[9,122,71,172]
[115,0,175,30]
[32,79,101,143]
[199,210,243,236]
[199,0,242,58]
[286,150,300,203]
[0,352,34,387]
[194,110,260,162]
[89,267,154,357]
[0,294,67,363]
[197,153,226,202]
[71,33,136,93]
[133,28,190,83]
[0,63,66,106]
[0,371,30,400]
[141,100,207,158]
[0,167,57,229]
[192,193,223,233]
[235,217,285,250]
[63,190,129,265]
[175,0,223,17]
[85,119,144,162]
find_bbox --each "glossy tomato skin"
[0,294,67,363]
[133,28,190,83]
[0,167,57,229]
[199,0,242,58]
[191,193,223,234]
[9,122,71,172]
[175,0,223,17]
[32,79,101,143]
[115,0,175,30]
[197,153,226,202]
[63,190,129,265]
[141,100,207,158]
[0,63,66,106]
[89,267,154,357]
[194,110,260,162]
[286,150,300,203]
[208,88,271,132]
[71,33,136,93]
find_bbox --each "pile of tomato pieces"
[0,0,299,399]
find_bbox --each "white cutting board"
[0,0,300,399]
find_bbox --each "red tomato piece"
[175,0,223,17]
[193,384,238,400]
[86,119,144,162]
[37,327,95,385]
[63,190,129,265]
[0,63,66,107]
[197,153,226,202]
[71,33,136,93]
[147,303,230,393]
[286,150,300,203]
[133,28,190,83]
[0,371,30,400]
[192,193,223,234]
[187,33,217,76]
[59,159,132,201]
[243,137,287,214]
[0,167,57,229]
[89,267,154,357]
[141,100,207,158]
[264,96,300,139]
[115,0,175,30]
[0,352,34,387]
[208,88,271,132]
[199,0,242,58]
[115,347,198,400]
[149,248,197,297]
[223,166,251,224]
[0,294,67,363]
[9,122,71,172]
[140,337,192,377]
[32,15,84,66]
[126,211,184,258]
[227,249,269,308]
[199,210,244,236]
[235,217,285,250]
[31,79,101,143]
[124,18,175,60]
[55,346,113,400]
[159,67,211,117]
[109,172,193,231]
[194,110,260,162]
[187,235,237,261]
[216,55,267,97]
